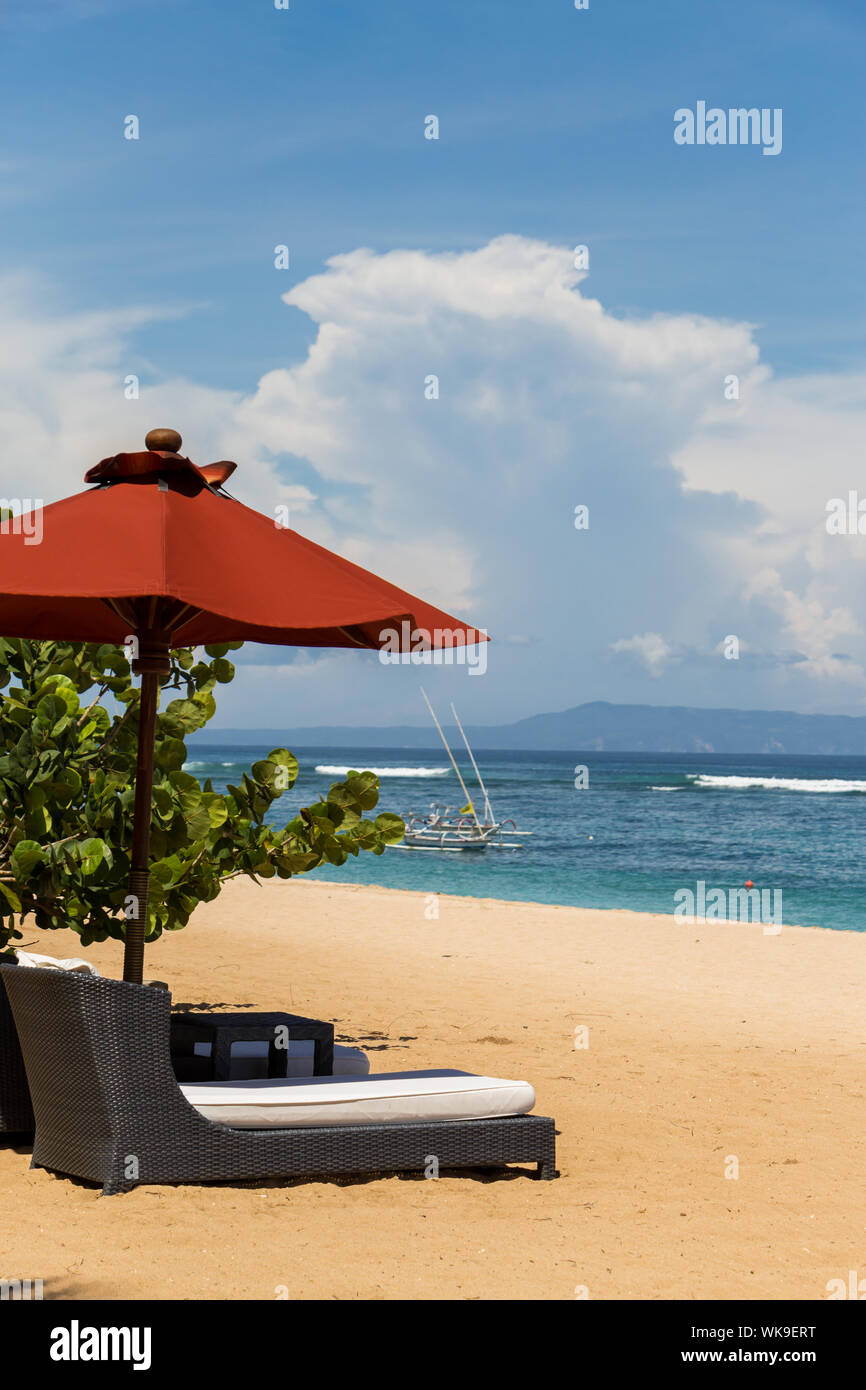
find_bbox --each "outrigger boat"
[394,812,493,853]
[392,690,534,853]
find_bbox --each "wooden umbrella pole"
[122,634,169,984]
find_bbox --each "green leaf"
[184,805,211,840]
[0,881,22,913]
[151,854,185,887]
[49,768,83,804]
[155,737,187,771]
[211,658,235,683]
[202,793,228,830]
[374,812,406,844]
[78,838,109,875]
[11,840,44,877]
[193,690,216,721]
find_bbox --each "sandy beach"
[2,877,864,1301]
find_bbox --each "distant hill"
[193,701,866,755]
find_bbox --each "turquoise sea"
[185,747,866,933]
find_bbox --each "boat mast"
[420,687,483,830]
[450,702,494,824]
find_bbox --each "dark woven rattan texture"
[0,965,556,1193]
[0,965,34,1133]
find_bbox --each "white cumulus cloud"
[4,237,866,721]
[610,632,680,678]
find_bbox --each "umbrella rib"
[162,602,197,634]
[101,595,199,638]
[103,597,137,626]
[336,625,375,647]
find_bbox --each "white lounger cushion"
[180,1068,535,1129]
[192,1039,369,1078]
[15,950,99,975]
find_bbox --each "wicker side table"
[170,1011,334,1082]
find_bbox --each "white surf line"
[315,765,449,777]
[689,774,866,793]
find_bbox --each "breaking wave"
[315,764,450,778]
[183,761,239,770]
[688,774,866,794]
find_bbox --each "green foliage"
[0,638,404,952]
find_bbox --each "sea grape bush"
[0,637,404,953]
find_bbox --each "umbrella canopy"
[0,429,487,982]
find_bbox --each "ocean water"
[185,747,866,932]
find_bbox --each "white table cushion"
[191,1039,369,1078]
[180,1068,536,1128]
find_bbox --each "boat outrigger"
[392,690,534,853]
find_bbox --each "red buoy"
[745,879,754,889]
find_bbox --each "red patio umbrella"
[0,429,487,983]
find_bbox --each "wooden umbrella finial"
[145,427,182,454]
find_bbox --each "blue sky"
[2,0,866,726]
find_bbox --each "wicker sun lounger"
[0,966,34,1134]
[0,965,556,1194]
[0,962,361,1131]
